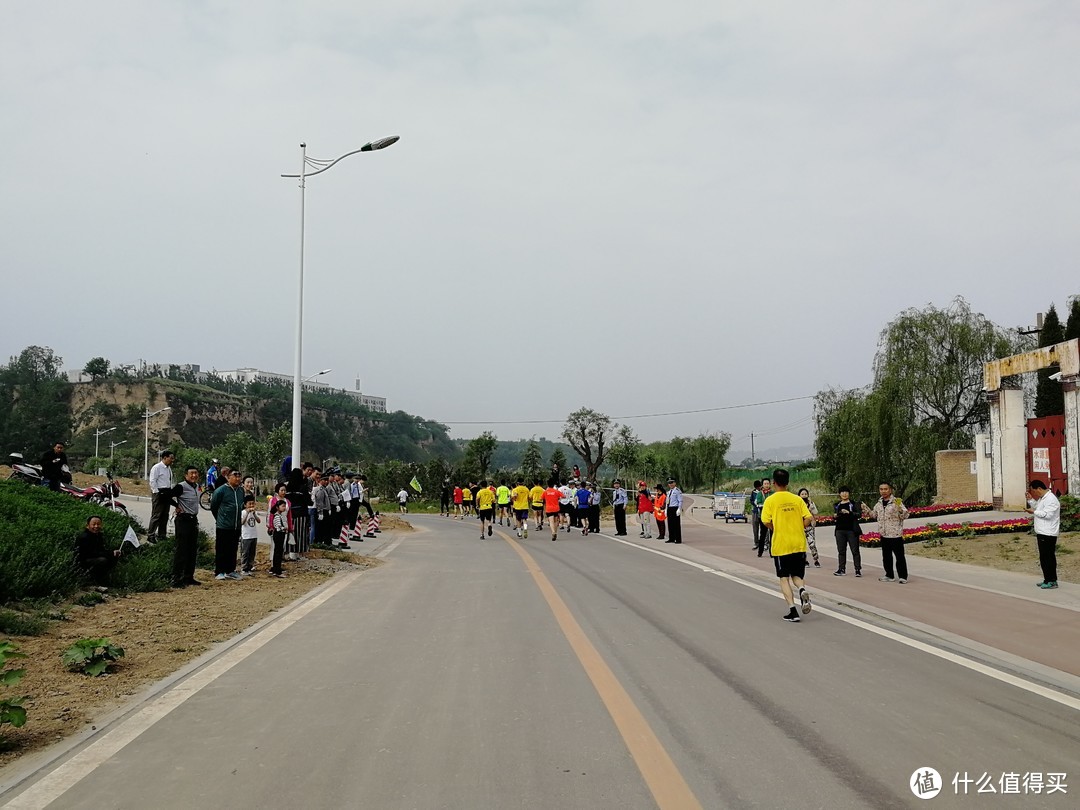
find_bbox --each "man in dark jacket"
[40,441,70,491]
[209,469,244,580]
[75,516,121,585]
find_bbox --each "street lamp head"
[316,368,332,376]
[361,136,399,152]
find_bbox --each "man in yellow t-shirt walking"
[761,468,814,623]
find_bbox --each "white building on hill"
[215,368,387,412]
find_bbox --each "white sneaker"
[215,573,228,581]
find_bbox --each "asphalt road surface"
[2,513,1077,809]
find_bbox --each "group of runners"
[444,478,607,541]
[442,477,688,544]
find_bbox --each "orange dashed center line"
[498,530,704,810]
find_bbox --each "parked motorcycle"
[8,454,128,515]
[61,473,128,515]
[7,453,45,485]
[92,473,128,515]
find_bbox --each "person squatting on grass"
[761,468,814,623]
[75,515,121,586]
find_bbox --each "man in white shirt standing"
[147,450,175,542]
[1026,479,1061,589]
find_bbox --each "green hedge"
[0,481,209,603]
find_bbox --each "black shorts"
[515,509,529,520]
[559,503,572,514]
[773,552,808,579]
[479,508,494,521]
[545,510,560,518]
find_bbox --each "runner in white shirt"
[558,482,573,533]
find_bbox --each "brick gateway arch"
[983,339,1080,509]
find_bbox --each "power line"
[435,394,816,426]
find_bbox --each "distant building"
[215,368,387,412]
[65,361,387,413]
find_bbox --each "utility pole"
[750,433,755,465]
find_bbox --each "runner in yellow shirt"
[511,479,531,538]
[760,468,814,623]
[529,480,546,531]
[496,481,512,525]
[475,479,497,538]
[461,482,474,517]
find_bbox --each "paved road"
[2,514,1077,809]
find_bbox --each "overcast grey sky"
[3,1,1078,457]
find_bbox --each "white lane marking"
[3,570,366,810]
[598,533,1080,713]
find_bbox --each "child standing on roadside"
[637,483,654,538]
[239,494,261,575]
[270,498,290,578]
[653,485,667,541]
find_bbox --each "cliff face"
[71,380,266,449]
[69,379,456,463]
[69,380,391,456]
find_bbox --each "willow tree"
[816,298,1021,504]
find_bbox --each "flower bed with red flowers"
[858,518,1032,547]
[815,501,993,527]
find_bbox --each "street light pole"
[143,407,171,480]
[282,137,399,472]
[94,426,116,459]
[110,440,127,467]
